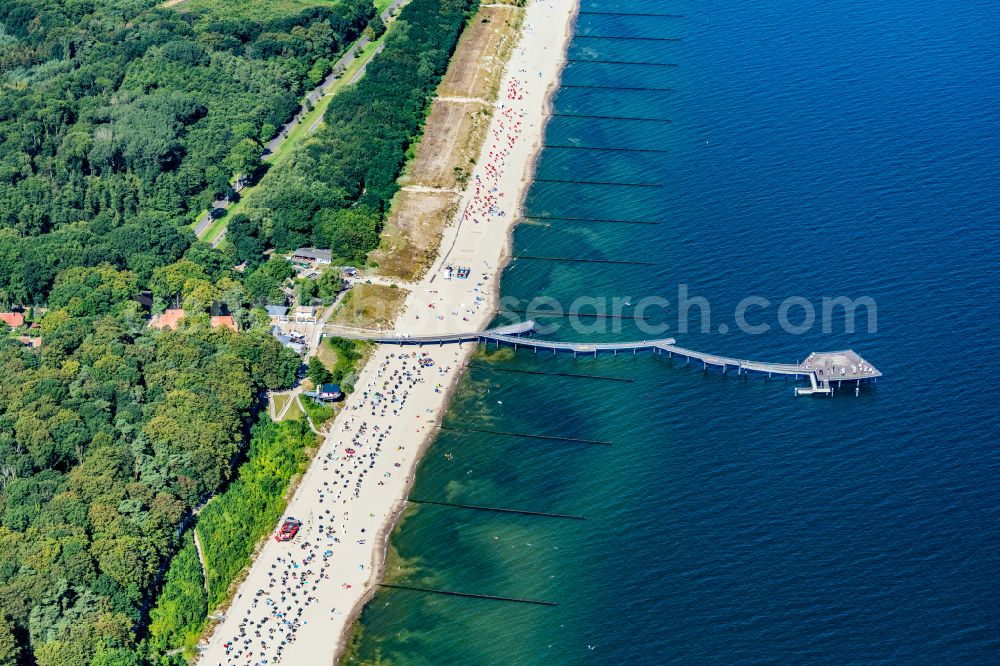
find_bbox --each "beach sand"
[198,1,578,663]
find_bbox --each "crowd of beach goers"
[215,349,464,664]
[464,77,528,225]
[200,2,577,664]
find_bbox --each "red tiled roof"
[0,312,25,328]
[152,308,185,330]
[210,315,238,332]
[18,336,42,348]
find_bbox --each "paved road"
[198,0,409,242]
[265,0,408,156]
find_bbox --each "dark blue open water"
[348,0,1000,663]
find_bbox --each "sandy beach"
[198,1,578,663]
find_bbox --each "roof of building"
[0,312,25,328]
[290,247,332,262]
[266,305,289,316]
[319,384,342,396]
[18,336,42,348]
[152,308,185,330]
[210,315,238,332]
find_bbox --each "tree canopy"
[240,0,475,263]
[0,0,374,303]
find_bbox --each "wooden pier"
[327,321,881,396]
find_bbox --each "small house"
[317,384,343,402]
[266,305,290,321]
[151,308,185,330]
[289,247,333,267]
[294,306,318,322]
[210,315,238,332]
[0,312,25,329]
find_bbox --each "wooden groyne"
[470,365,633,383]
[533,178,662,188]
[524,215,662,225]
[560,84,675,92]
[575,35,683,42]
[498,308,652,320]
[378,584,556,606]
[579,11,684,18]
[513,255,657,266]
[405,498,586,520]
[543,144,671,154]
[439,425,612,446]
[551,112,672,122]
[564,60,679,69]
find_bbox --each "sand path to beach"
[198,2,578,663]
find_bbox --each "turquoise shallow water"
[348,0,1000,663]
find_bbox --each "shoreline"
[198,2,580,664]
[335,0,581,658]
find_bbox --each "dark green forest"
[0,263,302,665]
[0,0,374,304]
[0,0,370,663]
[230,0,476,265]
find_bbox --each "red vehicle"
[275,517,302,542]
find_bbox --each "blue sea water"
[348,0,1000,663]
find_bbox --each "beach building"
[317,384,343,402]
[289,248,333,267]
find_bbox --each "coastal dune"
[198,1,579,663]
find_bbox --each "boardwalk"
[328,321,881,396]
[330,321,675,356]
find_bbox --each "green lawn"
[272,393,290,416]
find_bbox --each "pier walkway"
[326,322,881,396]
